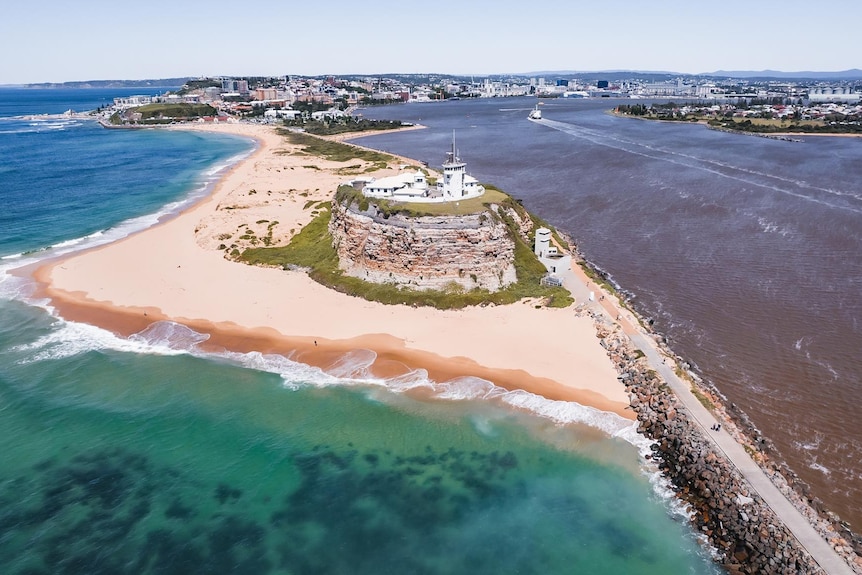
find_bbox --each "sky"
[1,0,859,84]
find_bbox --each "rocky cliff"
[328,199,518,292]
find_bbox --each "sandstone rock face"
[329,200,517,291]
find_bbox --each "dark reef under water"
[0,439,681,575]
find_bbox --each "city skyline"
[1,0,859,84]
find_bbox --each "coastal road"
[561,261,855,575]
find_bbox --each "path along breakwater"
[591,312,862,574]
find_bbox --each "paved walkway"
[560,260,855,575]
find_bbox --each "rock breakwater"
[576,254,862,573]
[594,318,827,574]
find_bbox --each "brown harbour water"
[358,97,862,531]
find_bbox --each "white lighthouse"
[441,132,467,198]
[535,227,551,258]
[359,131,484,204]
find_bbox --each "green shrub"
[133,102,216,120]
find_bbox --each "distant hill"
[704,69,862,80]
[19,78,193,89]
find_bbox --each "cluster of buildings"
[110,74,861,124]
[112,76,401,121]
[355,137,485,204]
[532,78,861,103]
[655,101,862,122]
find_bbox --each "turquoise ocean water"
[0,89,719,574]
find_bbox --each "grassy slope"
[276,130,395,166]
[134,103,216,119]
[299,119,404,136]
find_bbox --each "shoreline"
[21,121,635,421]
[32,269,628,416]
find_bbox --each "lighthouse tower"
[535,227,551,257]
[441,132,466,198]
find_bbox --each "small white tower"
[535,227,551,258]
[441,131,466,198]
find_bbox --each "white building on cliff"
[361,135,485,203]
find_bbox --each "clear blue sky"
[1,0,859,84]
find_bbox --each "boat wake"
[534,118,862,215]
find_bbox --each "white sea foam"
[0,263,43,303]
[129,321,210,349]
[435,376,503,401]
[501,389,633,436]
[813,358,840,380]
[794,432,823,451]
[17,314,640,452]
[12,318,187,364]
[234,346,651,454]
[0,118,84,134]
[219,350,346,388]
[324,348,378,378]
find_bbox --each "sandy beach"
[30,122,634,419]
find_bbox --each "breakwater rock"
[329,199,517,292]
[706,124,804,142]
[595,321,826,574]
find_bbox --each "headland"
[29,122,632,418]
